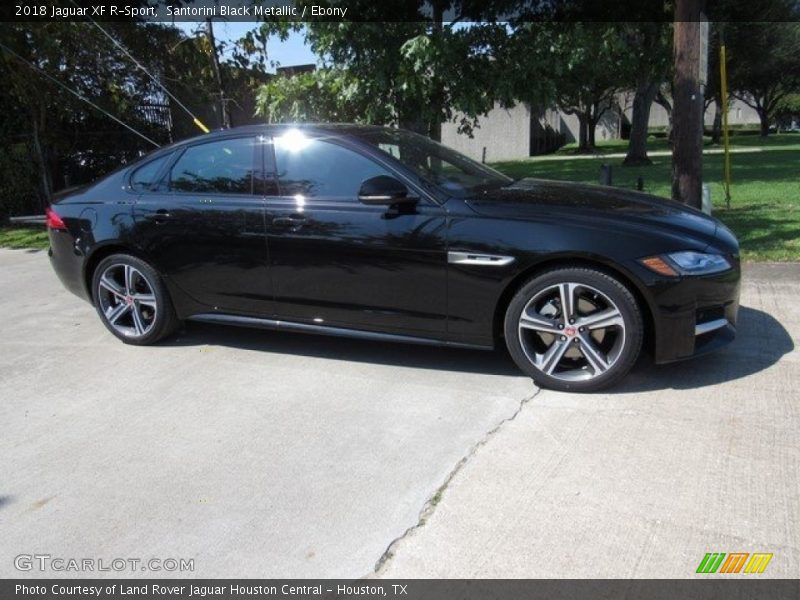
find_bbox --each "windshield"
[354,129,513,198]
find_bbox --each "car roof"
[176,123,391,147]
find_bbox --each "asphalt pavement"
[0,249,796,578]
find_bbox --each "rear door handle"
[153,209,171,224]
[273,215,306,229]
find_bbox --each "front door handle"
[273,215,306,229]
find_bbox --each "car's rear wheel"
[504,267,643,392]
[92,254,179,345]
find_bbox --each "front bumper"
[648,263,741,364]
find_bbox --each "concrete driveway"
[0,249,796,578]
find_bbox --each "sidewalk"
[530,147,765,162]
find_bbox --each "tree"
[725,21,800,136]
[0,17,257,219]
[0,21,179,212]
[544,23,628,152]
[257,1,509,141]
[255,68,364,123]
[171,19,281,132]
[774,93,800,129]
[0,14,289,220]
[619,22,672,165]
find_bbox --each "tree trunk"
[655,90,674,145]
[398,109,428,137]
[623,81,659,166]
[577,113,589,151]
[206,19,231,129]
[758,108,770,136]
[429,119,442,142]
[671,2,705,209]
[588,116,597,148]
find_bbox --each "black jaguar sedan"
[47,124,740,392]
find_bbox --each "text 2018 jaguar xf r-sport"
[47,124,740,391]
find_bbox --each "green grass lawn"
[0,226,49,250]
[493,134,800,261]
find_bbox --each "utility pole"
[205,18,231,129]
[671,0,707,208]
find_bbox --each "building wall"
[557,110,623,144]
[440,102,531,162]
[442,95,765,161]
[626,97,761,128]
[709,99,761,126]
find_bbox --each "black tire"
[504,267,643,392]
[91,253,179,345]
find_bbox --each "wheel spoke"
[578,332,609,374]
[99,275,125,299]
[519,311,561,335]
[124,265,136,294]
[538,338,571,375]
[130,305,146,335]
[578,308,623,331]
[106,302,130,325]
[134,293,156,308]
[558,283,577,322]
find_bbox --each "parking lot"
[1,249,797,578]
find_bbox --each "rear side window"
[273,136,391,198]
[130,154,170,191]
[169,137,256,194]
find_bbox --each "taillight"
[45,206,66,230]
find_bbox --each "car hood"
[466,178,719,241]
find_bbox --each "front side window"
[273,132,391,198]
[169,137,255,194]
[355,129,513,198]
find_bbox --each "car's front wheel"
[504,267,643,392]
[92,254,179,345]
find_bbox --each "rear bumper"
[650,264,741,364]
[48,229,91,302]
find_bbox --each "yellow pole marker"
[720,43,732,208]
[193,117,211,134]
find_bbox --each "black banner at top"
[2,0,800,23]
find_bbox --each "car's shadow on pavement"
[613,306,794,393]
[165,305,791,388]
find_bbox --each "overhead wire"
[0,42,161,148]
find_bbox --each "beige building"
[441,97,762,162]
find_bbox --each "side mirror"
[358,175,417,206]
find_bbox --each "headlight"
[668,251,731,275]
[639,251,731,277]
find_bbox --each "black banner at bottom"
[3,579,800,600]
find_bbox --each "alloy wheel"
[97,263,158,338]
[518,282,626,382]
